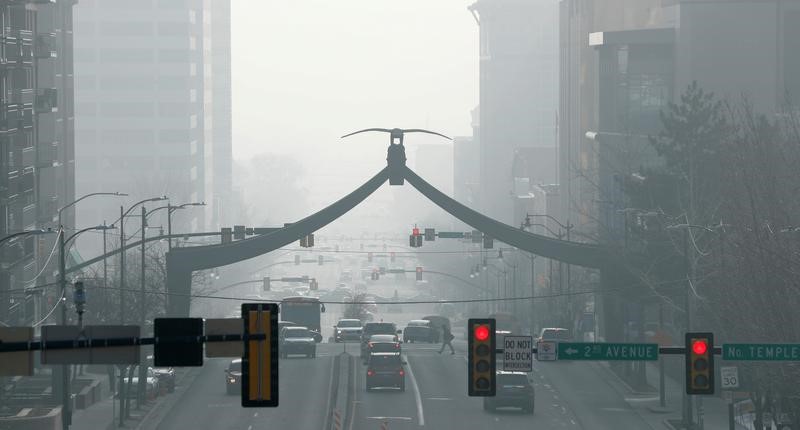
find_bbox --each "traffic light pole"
[683,229,693,429]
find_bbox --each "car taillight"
[399,369,405,376]
[394,343,400,349]
[368,342,374,348]
[367,370,374,377]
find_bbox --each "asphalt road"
[156,344,338,430]
[154,282,655,430]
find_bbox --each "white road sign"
[503,336,533,372]
[720,366,739,389]
[536,340,557,361]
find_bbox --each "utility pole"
[58,226,70,430]
[167,203,173,251]
[138,206,147,407]
[684,228,693,429]
[119,206,125,325]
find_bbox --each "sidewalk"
[596,360,749,430]
[71,367,197,430]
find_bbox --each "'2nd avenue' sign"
[723,344,800,361]
[557,342,659,361]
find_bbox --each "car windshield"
[497,374,529,386]
[542,329,571,340]
[338,320,361,328]
[7,2,794,429]
[363,323,396,335]
[284,329,311,338]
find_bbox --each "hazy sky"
[231,0,478,176]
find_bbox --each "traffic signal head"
[307,234,314,247]
[300,236,308,248]
[468,318,496,397]
[242,303,279,407]
[415,235,423,248]
[686,332,714,395]
[263,277,271,292]
[412,227,420,236]
[415,266,423,281]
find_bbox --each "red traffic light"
[474,325,490,341]
[692,340,708,355]
[412,227,420,236]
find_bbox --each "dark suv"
[360,322,399,358]
[366,352,405,392]
[483,371,534,413]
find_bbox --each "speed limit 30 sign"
[720,366,739,389]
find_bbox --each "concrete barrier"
[0,407,62,430]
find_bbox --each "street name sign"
[722,343,800,361]
[557,342,659,361]
[502,336,533,372]
[536,340,557,361]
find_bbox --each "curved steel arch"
[402,166,611,268]
[165,168,389,316]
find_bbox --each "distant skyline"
[230,0,478,175]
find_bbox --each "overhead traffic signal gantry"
[468,318,496,397]
[686,332,714,395]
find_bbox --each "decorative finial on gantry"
[340,128,451,185]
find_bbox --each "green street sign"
[437,231,464,239]
[557,342,659,361]
[723,344,800,361]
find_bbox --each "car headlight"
[229,378,236,384]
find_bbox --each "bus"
[280,296,325,342]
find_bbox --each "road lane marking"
[624,396,659,402]
[403,354,425,427]
[366,416,412,420]
[322,354,337,430]
[425,397,451,401]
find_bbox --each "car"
[366,352,405,392]
[152,366,176,393]
[537,328,572,344]
[403,320,434,343]
[422,315,451,343]
[334,318,363,342]
[120,366,160,400]
[360,322,400,358]
[225,359,242,395]
[280,326,317,358]
[365,334,401,356]
[483,371,534,413]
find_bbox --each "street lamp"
[145,202,205,251]
[57,192,127,229]
[57,223,116,429]
[115,196,167,325]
